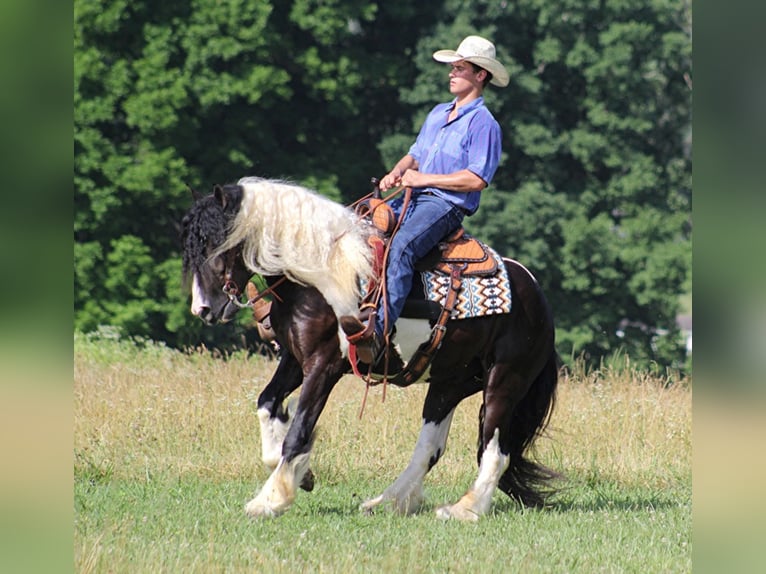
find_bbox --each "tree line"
[74,0,692,372]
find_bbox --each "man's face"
[448,61,485,95]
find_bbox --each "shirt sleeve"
[466,117,502,185]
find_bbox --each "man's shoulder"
[468,104,500,127]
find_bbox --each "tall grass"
[74,332,691,572]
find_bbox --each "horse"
[181,176,559,521]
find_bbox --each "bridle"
[219,246,286,309]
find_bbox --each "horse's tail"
[494,350,561,507]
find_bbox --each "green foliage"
[420,0,691,370]
[74,0,691,372]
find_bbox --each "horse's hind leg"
[435,426,509,521]
[435,364,526,522]
[360,366,483,516]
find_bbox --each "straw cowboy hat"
[433,35,509,87]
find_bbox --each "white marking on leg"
[436,427,509,522]
[244,452,311,518]
[190,274,208,316]
[257,399,296,469]
[361,411,454,515]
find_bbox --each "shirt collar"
[447,96,484,119]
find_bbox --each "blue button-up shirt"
[407,96,502,215]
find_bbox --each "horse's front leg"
[361,367,483,515]
[245,353,345,518]
[256,353,303,471]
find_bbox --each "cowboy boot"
[339,314,381,365]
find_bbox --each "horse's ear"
[185,181,203,202]
[213,184,226,207]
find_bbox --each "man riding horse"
[340,35,510,364]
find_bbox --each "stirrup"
[340,314,382,366]
[340,314,375,344]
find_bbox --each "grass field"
[74,332,691,573]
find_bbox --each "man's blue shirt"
[407,96,502,215]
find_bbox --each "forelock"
[181,196,228,280]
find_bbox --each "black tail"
[495,351,560,507]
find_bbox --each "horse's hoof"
[435,504,480,522]
[360,493,422,516]
[359,494,384,515]
[244,498,284,519]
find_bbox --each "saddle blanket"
[421,247,512,319]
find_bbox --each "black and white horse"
[181,177,559,521]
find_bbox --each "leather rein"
[220,247,286,308]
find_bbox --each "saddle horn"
[370,177,381,200]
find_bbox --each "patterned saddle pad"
[419,247,512,319]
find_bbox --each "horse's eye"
[211,255,225,275]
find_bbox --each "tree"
[74,0,428,347]
[386,0,692,369]
[74,0,692,372]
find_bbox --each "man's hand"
[400,169,426,189]
[379,168,403,191]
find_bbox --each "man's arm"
[401,168,487,193]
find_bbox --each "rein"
[221,247,287,308]
[347,181,414,409]
[347,181,408,212]
[224,276,287,308]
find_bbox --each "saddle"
[416,228,498,277]
[352,189,499,385]
[356,190,496,277]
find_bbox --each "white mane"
[220,177,374,319]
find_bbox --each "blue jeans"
[375,192,465,338]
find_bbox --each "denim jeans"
[375,192,465,338]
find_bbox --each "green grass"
[75,475,690,573]
[74,333,691,573]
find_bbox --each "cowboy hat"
[433,35,509,87]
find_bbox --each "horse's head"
[181,184,250,325]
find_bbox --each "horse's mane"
[219,177,374,319]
